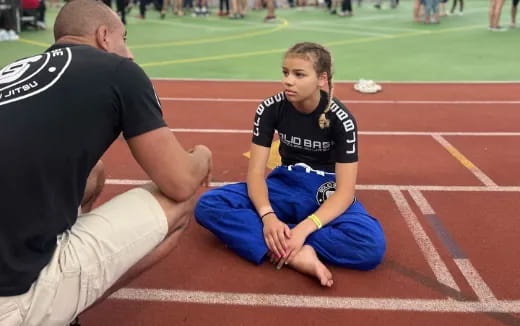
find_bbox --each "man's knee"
[86,161,105,193]
[140,183,196,233]
[82,160,106,212]
[168,194,195,232]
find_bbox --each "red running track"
[83,81,520,326]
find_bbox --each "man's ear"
[95,25,110,51]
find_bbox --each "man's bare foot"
[288,245,333,287]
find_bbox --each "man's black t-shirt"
[0,44,166,295]
[252,90,358,172]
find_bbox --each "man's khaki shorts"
[0,187,168,326]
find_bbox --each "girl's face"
[282,55,327,109]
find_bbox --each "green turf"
[1,0,518,81]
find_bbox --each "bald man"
[0,0,212,325]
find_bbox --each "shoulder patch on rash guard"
[253,92,285,137]
[263,91,285,107]
[330,99,357,155]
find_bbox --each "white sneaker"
[354,79,382,93]
[490,26,507,32]
[0,29,8,42]
[7,30,19,41]
[36,21,47,30]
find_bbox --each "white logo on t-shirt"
[0,48,71,106]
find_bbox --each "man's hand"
[189,145,212,187]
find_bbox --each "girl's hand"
[276,226,307,269]
[262,213,291,259]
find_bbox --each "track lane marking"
[432,134,497,187]
[110,288,520,312]
[168,128,520,136]
[105,180,520,192]
[409,189,498,302]
[389,189,459,291]
[160,96,520,104]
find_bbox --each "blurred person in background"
[0,0,19,41]
[22,0,47,29]
[511,0,518,27]
[489,0,506,30]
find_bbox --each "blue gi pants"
[195,164,386,270]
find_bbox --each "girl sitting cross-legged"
[195,42,386,287]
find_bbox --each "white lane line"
[389,189,460,291]
[408,190,498,302]
[106,179,149,185]
[104,180,520,192]
[432,135,497,187]
[151,77,520,83]
[169,128,520,136]
[455,259,498,303]
[360,131,520,136]
[355,185,520,192]
[110,288,520,313]
[408,189,435,215]
[160,97,520,105]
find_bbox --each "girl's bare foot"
[288,245,333,287]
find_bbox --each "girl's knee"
[366,245,386,270]
[194,189,226,223]
[359,235,386,270]
[194,194,209,223]
[336,229,386,270]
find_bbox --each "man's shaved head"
[54,0,120,41]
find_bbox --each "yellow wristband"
[308,214,322,229]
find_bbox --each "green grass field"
[1,0,518,81]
